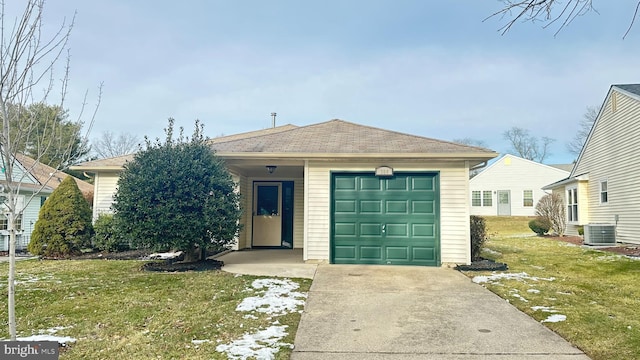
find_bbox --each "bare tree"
[488,1,640,38]
[0,1,99,340]
[503,127,555,163]
[452,138,490,178]
[535,193,566,236]
[452,137,489,148]
[92,131,139,159]
[566,105,599,158]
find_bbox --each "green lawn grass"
[0,259,311,359]
[465,216,640,360]
[483,215,535,236]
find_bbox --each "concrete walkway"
[292,265,589,359]
[216,249,318,279]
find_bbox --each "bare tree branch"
[487,0,638,37]
[92,131,140,159]
[566,105,598,158]
[503,127,555,162]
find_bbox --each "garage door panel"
[335,200,356,213]
[332,173,439,266]
[385,177,408,190]
[412,200,434,214]
[335,177,357,190]
[413,247,436,261]
[334,246,356,260]
[335,222,356,236]
[412,177,434,190]
[360,200,382,213]
[360,246,382,260]
[360,223,382,236]
[360,177,382,190]
[386,246,409,261]
[386,200,408,214]
[385,223,408,237]
[412,223,435,237]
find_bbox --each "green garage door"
[331,173,440,266]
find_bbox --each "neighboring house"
[469,154,570,216]
[543,84,640,244]
[72,119,497,265]
[0,154,93,250]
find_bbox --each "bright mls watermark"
[2,341,58,359]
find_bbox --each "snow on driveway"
[216,278,307,360]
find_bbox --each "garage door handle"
[382,224,386,233]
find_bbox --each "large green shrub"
[112,119,242,261]
[93,214,130,252]
[529,217,551,236]
[470,215,488,261]
[28,176,93,256]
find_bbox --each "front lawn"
[0,259,311,359]
[463,216,640,360]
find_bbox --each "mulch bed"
[456,258,508,271]
[140,259,224,272]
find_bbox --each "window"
[523,190,533,207]
[0,214,22,231]
[567,188,578,222]
[472,191,481,207]
[472,190,493,207]
[482,191,492,207]
[600,181,608,204]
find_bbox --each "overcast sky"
[16,1,640,164]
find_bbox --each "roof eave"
[69,165,125,172]
[216,152,499,160]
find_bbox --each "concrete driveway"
[292,265,589,359]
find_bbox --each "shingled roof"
[614,84,640,96]
[212,119,494,155]
[15,154,94,195]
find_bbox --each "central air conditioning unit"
[583,224,616,245]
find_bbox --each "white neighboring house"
[469,154,570,216]
[543,84,640,244]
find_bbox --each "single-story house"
[543,84,640,244]
[0,154,93,250]
[71,119,498,265]
[469,154,570,216]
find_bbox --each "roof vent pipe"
[271,112,277,128]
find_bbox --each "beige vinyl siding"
[469,155,569,217]
[573,89,640,244]
[92,171,120,221]
[305,160,471,264]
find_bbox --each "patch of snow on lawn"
[472,272,555,284]
[527,289,541,294]
[531,306,558,313]
[192,339,211,345]
[509,289,528,302]
[216,278,307,360]
[483,248,502,256]
[216,325,290,360]
[5,326,76,345]
[236,279,307,315]
[146,251,183,260]
[541,314,567,323]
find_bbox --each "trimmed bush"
[470,215,488,261]
[577,226,584,236]
[113,119,242,261]
[93,214,130,252]
[529,217,551,236]
[28,176,93,256]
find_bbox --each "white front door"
[252,182,282,247]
